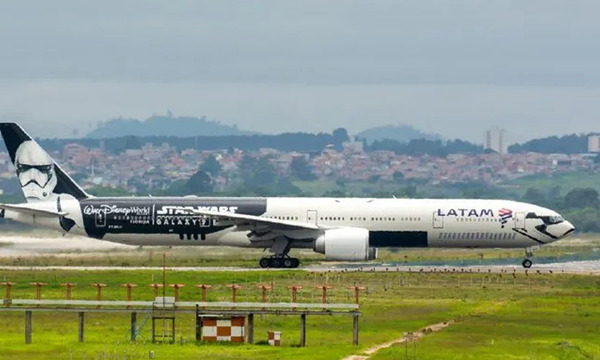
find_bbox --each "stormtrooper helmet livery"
[14,140,58,200]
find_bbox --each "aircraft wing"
[0,203,68,218]
[189,209,321,232]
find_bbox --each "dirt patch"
[341,320,454,360]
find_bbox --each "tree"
[368,175,381,184]
[564,188,600,209]
[335,177,347,188]
[200,155,221,177]
[523,187,546,205]
[393,171,405,183]
[239,155,277,189]
[290,156,315,180]
[332,128,349,151]
[124,135,142,150]
[403,185,417,198]
[185,170,213,194]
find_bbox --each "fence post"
[300,313,307,347]
[131,312,137,341]
[25,311,32,344]
[247,313,254,344]
[78,312,84,342]
[352,314,359,346]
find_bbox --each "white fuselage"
[4,197,574,251]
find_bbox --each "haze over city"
[1,1,600,142]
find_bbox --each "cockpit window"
[539,216,564,225]
[526,212,564,225]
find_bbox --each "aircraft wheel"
[522,259,532,268]
[270,258,282,268]
[291,258,300,268]
[259,258,270,268]
[282,258,294,268]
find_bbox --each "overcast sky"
[1,1,599,143]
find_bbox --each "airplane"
[0,122,575,269]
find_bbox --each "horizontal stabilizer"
[0,203,68,218]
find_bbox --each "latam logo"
[498,208,513,228]
[437,209,494,217]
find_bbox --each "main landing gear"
[522,248,534,268]
[259,257,300,269]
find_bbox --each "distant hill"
[356,125,440,144]
[86,115,254,138]
[509,134,591,154]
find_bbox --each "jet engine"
[313,227,377,261]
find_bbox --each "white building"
[588,135,600,153]
[484,128,508,154]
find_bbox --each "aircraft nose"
[561,221,575,238]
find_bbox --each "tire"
[270,258,282,268]
[259,258,270,268]
[291,258,300,268]
[283,258,293,268]
[522,259,532,268]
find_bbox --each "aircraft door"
[306,210,318,226]
[95,209,106,228]
[432,211,444,229]
[514,212,525,229]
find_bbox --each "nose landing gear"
[522,248,534,268]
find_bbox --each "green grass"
[0,269,599,359]
[505,171,600,197]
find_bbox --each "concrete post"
[78,312,84,342]
[25,311,32,344]
[130,312,137,341]
[300,313,307,347]
[247,313,254,344]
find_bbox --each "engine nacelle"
[314,227,377,261]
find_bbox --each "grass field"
[0,267,599,360]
